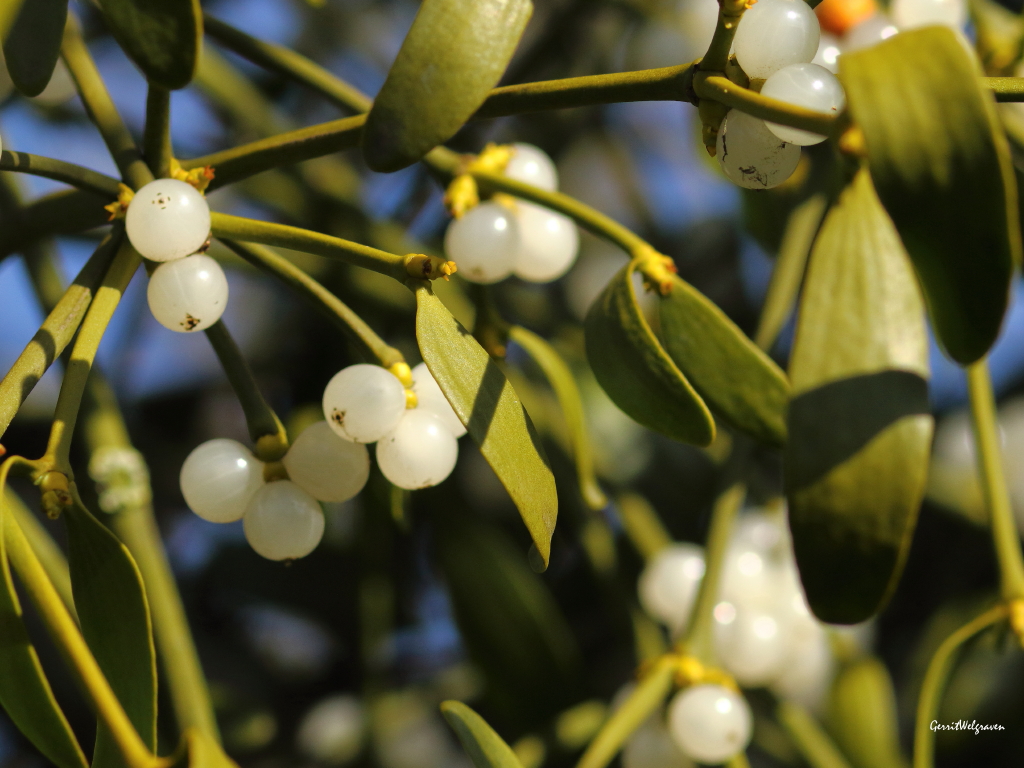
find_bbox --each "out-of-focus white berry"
[376,410,459,490]
[667,685,752,764]
[713,600,791,686]
[638,544,706,634]
[283,421,370,502]
[734,0,821,80]
[771,617,835,712]
[126,178,211,262]
[513,202,580,283]
[813,32,842,73]
[322,364,407,444]
[891,0,965,30]
[297,694,367,764]
[180,438,263,523]
[716,110,801,190]
[505,144,558,191]
[444,202,520,284]
[623,716,695,768]
[243,480,325,561]
[411,363,466,437]
[761,63,846,146]
[147,254,228,333]
[842,14,898,52]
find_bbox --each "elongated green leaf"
[786,168,933,624]
[441,701,524,768]
[827,658,905,768]
[96,0,202,89]
[362,0,532,171]
[416,285,557,565]
[585,263,714,446]
[659,274,790,446]
[64,502,156,766]
[508,326,606,511]
[0,485,87,768]
[3,0,67,96]
[841,27,1020,365]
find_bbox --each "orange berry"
[815,0,878,36]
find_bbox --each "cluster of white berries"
[179,421,368,561]
[444,144,580,284]
[321,363,465,490]
[636,508,840,763]
[125,178,224,333]
[719,0,846,190]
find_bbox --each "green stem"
[60,16,153,190]
[985,77,1024,101]
[777,700,854,768]
[616,493,673,562]
[210,211,407,279]
[700,0,748,73]
[0,231,121,440]
[143,85,172,179]
[218,238,405,367]
[678,484,746,661]
[203,320,288,460]
[693,73,841,138]
[966,360,1024,600]
[912,604,1008,768]
[0,151,121,197]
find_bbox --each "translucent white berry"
[713,600,792,686]
[512,202,580,283]
[716,109,801,190]
[734,0,821,80]
[444,201,520,284]
[297,694,366,764]
[411,363,466,437]
[243,480,325,560]
[638,544,705,634]
[322,364,407,443]
[147,254,229,333]
[842,14,898,52]
[126,178,211,262]
[667,685,752,764]
[891,0,965,30]
[180,439,264,523]
[504,143,559,191]
[813,32,841,73]
[283,421,370,502]
[376,410,459,490]
[622,716,692,768]
[760,63,846,146]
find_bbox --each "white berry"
[512,202,580,283]
[147,254,229,333]
[243,480,325,561]
[444,201,520,284]
[283,421,370,502]
[411,362,466,437]
[504,143,559,191]
[713,600,791,687]
[760,63,846,146]
[734,0,820,80]
[180,439,263,523]
[638,543,705,634]
[813,32,841,73]
[716,109,801,190]
[322,364,407,443]
[297,694,366,764]
[667,685,752,764]
[842,14,898,52]
[376,410,459,490]
[126,178,211,262]
[891,0,965,30]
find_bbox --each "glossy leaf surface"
[585,263,714,446]
[786,169,932,623]
[362,0,532,171]
[841,27,1020,364]
[3,0,67,96]
[96,0,202,89]
[441,701,524,768]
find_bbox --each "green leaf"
[0,485,87,768]
[786,168,933,624]
[170,729,239,768]
[840,27,1020,365]
[415,285,557,565]
[507,326,606,511]
[827,658,905,768]
[659,274,790,446]
[362,0,532,171]
[584,262,715,446]
[96,0,202,89]
[64,502,156,766]
[3,0,67,96]
[441,701,524,768]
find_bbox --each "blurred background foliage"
[1,0,1024,766]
